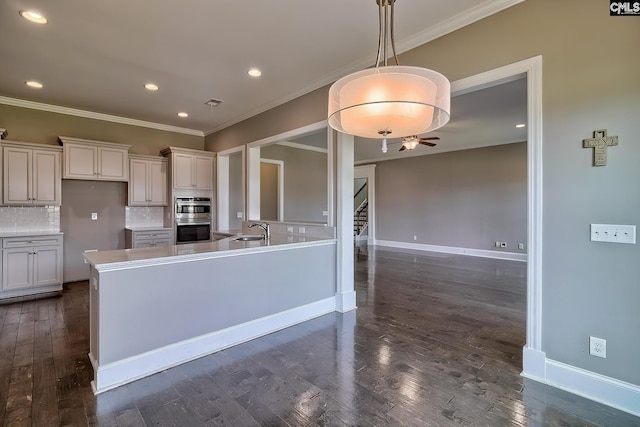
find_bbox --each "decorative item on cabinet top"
[0,128,6,139]
[2,140,62,206]
[58,136,131,182]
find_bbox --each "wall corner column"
[335,132,356,312]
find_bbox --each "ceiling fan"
[399,135,440,151]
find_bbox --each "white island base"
[86,237,337,394]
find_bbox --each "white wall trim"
[91,296,336,394]
[522,354,640,417]
[545,360,640,417]
[375,240,526,262]
[276,141,328,154]
[335,291,357,313]
[450,55,544,368]
[0,96,204,137]
[522,347,547,382]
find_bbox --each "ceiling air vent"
[205,98,223,108]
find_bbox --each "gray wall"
[375,143,527,252]
[61,180,126,282]
[205,1,640,387]
[228,151,243,230]
[260,162,279,221]
[261,144,328,223]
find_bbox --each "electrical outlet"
[287,226,293,233]
[500,242,507,248]
[91,212,98,221]
[495,241,501,248]
[298,227,306,234]
[518,243,525,250]
[322,210,328,216]
[590,224,636,244]
[589,336,606,358]
[413,235,417,241]
[236,212,243,218]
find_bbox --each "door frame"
[354,165,376,245]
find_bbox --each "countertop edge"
[89,238,337,272]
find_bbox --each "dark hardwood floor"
[1,245,639,426]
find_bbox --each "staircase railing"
[354,199,368,237]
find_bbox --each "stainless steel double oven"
[175,197,212,244]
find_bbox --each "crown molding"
[204,0,524,136]
[0,96,204,137]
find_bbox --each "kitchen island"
[84,234,337,394]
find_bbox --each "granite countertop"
[84,233,336,271]
[0,230,63,238]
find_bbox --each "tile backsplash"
[0,206,60,232]
[125,206,165,228]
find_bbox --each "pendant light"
[328,0,450,143]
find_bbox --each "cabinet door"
[148,160,167,205]
[173,153,194,189]
[2,248,32,290]
[129,159,149,206]
[3,147,31,204]
[65,143,97,179]
[194,156,213,190]
[98,147,128,181]
[33,246,62,286]
[32,149,61,205]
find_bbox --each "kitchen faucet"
[249,222,270,239]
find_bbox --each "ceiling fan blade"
[420,141,437,147]
[419,137,440,141]
[399,145,406,151]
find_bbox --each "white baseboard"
[335,291,357,313]
[522,346,546,381]
[91,296,336,394]
[522,349,640,417]
[375,239,527,262]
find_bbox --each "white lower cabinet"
[1,235,63,298]
[125,228,173,248]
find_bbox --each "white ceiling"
[0,0,523,136]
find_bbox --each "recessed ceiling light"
[177,112,188,118]
[144,83,159,91]
[20,10,47,24]
[248,68,262,77]
[515,123,526,128]
[25,81,43,89]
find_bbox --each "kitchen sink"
[234,235,265,241]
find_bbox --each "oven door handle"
[176,221,211,226]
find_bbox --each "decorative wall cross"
[582,129,618,166]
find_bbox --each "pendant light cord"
[374,0,400,68]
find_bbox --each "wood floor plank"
[0,251,639,426]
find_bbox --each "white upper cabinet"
[58,136,130,181]
[161,147,215,191]
[128,155,167,206]
[2,141,62,206]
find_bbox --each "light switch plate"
[236,212,243,218]
[91,212,98,221]
[590,224,636,244]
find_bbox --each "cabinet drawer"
[134,238,172,248]
[3,235,63,248]
[134,230,172,240]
